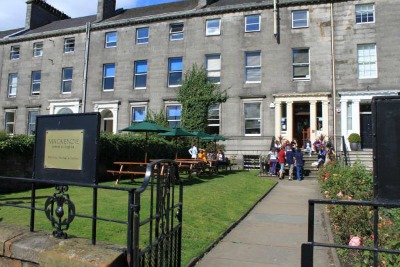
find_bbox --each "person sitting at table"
[216,149,227,168]
[207,150,217,160]
[198,148,207,162]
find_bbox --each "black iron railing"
[0,159,183,267]
[341,135,349,166]
[301,199,400,267]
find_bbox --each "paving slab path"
[195,177,338,267]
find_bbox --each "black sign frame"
[33,112,100,184]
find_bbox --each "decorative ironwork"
[44,185,76,239]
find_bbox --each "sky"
[0,0,182,31]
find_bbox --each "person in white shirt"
[188,144,198,159]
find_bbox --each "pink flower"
[336,191,343,198]
[349,236,361,246]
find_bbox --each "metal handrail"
[341,135,349,165]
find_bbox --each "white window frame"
[105,32,117,48]
[136,27,149,44]
[243,101,262,136]
[5,110,16,135]
[357,43,377,79]
[347,102,353,131]
[170,23,184,41]
[8,73,18,97]
[206,54,221,84]
[206,18,221,36]
[207,104,220,134]
[33,42,43,57]
[131,104,147,124]
[166,104,182,128]
[134,60,147,89]
[10,46,20,60]
[62,67,73,94]
[168,57,183,87]
[356,4,375,24]
[93,101,119,134]
[103,63,115,91]
[245,51,261,83]
[292,10,309,28]
[31,71,41,96]
[64,38,75,53]
[245,14,261,32]
[27,110,39,135]
[292,48,310,80]
[49,99,80,115]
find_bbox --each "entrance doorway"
[293,103,310,148]
[360,103,372,149]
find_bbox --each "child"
[305,140,312,157]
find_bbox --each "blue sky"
[0,0,182,31]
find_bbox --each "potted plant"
[348,133,361,151]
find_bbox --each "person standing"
[285,146,295,180]
[188,143,198,159]
[278,145,286,179]
[294,147,304,181]
[268,147,278,176]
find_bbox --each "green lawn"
[0,170,275,265]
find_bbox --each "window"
[292,48,310,79]
[166,105,181,128]
[356,4,375,24]
[64,38,75,53]
[27,110,38,135]
[245,14,261,32]
[292,10,308,28]
[206,54,221,83]
[358,44,377,79]
[170,23,184,40]
[134,60,147,89]
[10,46,20,60]
[132,106,147,123]
[8,73,18,97]
[206,19,221,36]
[33,42,43,57]
[103,64,115,91]
[244,102,261,135]
[62,67,73,93]
[207,104,220,134]
[136,27,149,44]
[245,51,261,83]
[347,102,352,131]
[105,32,117,48]
[168,57,183,87]
[31,71,41,95]
[5,110,15,135]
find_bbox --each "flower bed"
[319,161,400,266]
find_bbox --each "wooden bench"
[107,162,148,184]
[175,159,214,178]
[106,170,146,184]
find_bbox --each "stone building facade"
[0,0,399,157]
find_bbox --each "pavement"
[195,177,338,267]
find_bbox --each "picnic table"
[174,158,217,178]
[106,161,148,184]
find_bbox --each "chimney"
[197,0,218,8]
[25,0,70,30]
[97,0,116,21]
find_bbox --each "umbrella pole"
[145,132,148,162]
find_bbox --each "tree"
[177,64,228,131]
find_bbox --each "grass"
[0,170,275,265]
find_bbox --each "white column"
[352,99,361,134]
[286,101,293,141]
[274,101,282,138]
[322,100,329,137]
[309,100,317,143]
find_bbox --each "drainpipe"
[273,0,278,37]
[330,3,337,152]
[82,22,91,113]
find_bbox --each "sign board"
[33,113,100,184]
[372,96,400,203]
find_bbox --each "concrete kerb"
[185,180,279,267]
[320,202,342,267]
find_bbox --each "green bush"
[319,162,400,266]
[348,133,361,143]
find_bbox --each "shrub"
[348,133,361,143]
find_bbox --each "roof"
[25,15,97,35]
[0,28,24,39]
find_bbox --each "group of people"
[188,143,228,168]
[267,141,304,181]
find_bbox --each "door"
[360,113,372,149]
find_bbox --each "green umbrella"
[190,131,213,146]
[121,121,170,162]
[159,128,195,159]
[201,134,228,151]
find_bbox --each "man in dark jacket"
[285,147,295,180]
[294,148,304,181]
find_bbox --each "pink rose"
[349,236,361,246]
